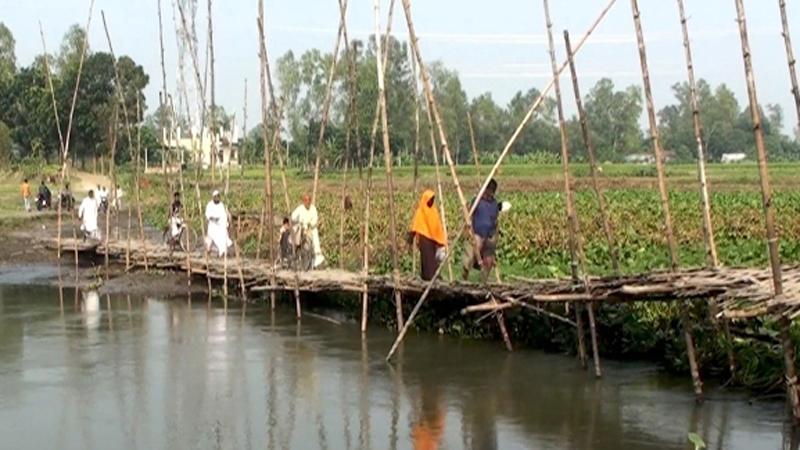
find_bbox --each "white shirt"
[79,196,99,231]
[205,200,228,228]
[291,204,319,229]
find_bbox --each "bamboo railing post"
[311,0,349,204]
[779,0,800,138]
[545,0,601,376]
[374,0,405,330]
[735,0,800,420]
[563,31,619,277]
[631,0,700,398]
[387,0,619,362]
[104,105,119,280]
[257,0,278,311]
[676,0,736,380]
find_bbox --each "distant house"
[160,126,240,170]
[623,154,655,165]
[721,153,747,164]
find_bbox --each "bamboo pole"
[676,0,736,380]
[241,79,248,176]
[374,0,406,330]
[311,0,349,204]
[104,104,119,280]
[467,111,481,181]
[361,0,397,333]
[735,0,800,420]
[39,23,67,260]
[207,0,217,185]
[677,0,718,268]
[257,0,278,312]
[402,0,510,345]
[387,0,618,362]
[411,50,420,276]
[545,1,601,377]
[177,0,214,290]
[339,50,356,270]
[563,33,619,277]
[779,0,800,139]
[102,11,149,271]
[631,0,700,397]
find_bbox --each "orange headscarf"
[410,190,446,246]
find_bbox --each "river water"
[0,281,794,450]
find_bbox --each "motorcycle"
[58,192,74,211]
[35,193,51,211]
[99,196,108,214]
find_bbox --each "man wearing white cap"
[204,190,232,257]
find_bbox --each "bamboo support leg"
[681,306,703,402]
[781,316,800,419]
[587,303,602,378]
[576,302,588,369]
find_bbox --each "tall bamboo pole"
[257,0,278,311]
[411,49,421,276]
[374,0,405,330]
[563,31,619,276]
[39,23,67,260]
[207,0,217,185]
[241,79,248,176]
[104,105,119,280]
[676,0,736,380]
[467,111,481,181]
[402,0,511,347]
[102,11,149,271]
[676,0,718,268]
[311,0,349,204]
[361,0,397,333]
[545,1,601,377]
[339,49,356,270]
[735,0,800,420]
[779,0,800,139]
[387,0,619,362]
[631,0,701,399]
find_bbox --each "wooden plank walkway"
[40,236,800,319]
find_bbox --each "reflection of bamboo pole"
[631,0,698,396]
[387,0,618,362]
[563,31,618,276]
[362,0,397,333]
[374,0,405,330]
[779,0,800,139]
[545,1,601,376]
[735,0,800,420]
[311,0,349,204]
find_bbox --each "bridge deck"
[42,237,799,319]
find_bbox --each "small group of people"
[76,184,124,241]
[407,179,506,282]
[20,179,53,212]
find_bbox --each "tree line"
[0,25,796,172]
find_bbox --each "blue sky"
[5,0,800,134]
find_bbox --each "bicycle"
[163,216,196,254]
[290,224,315,271]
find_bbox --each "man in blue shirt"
[462,179,500,281]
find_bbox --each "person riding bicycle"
[277,217,293,268]
[291,194,324,269]
[168,192,184,240]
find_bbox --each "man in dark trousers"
[462,179,500,282]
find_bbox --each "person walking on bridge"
[462,179,501,282]
[407,189,447,281]
[204,190,231,257]
[79,190,100,241]
[291,194,325,268]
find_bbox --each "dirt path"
[73,171,111,194]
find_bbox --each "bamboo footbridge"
[43,236,799,321]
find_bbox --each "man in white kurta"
[291,194,325,268]
[205,190,232,257]
[78,190,100,240]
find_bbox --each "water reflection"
[0,284,793,450]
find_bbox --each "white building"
[161,126,240,170]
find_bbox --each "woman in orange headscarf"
[407,190,447,281]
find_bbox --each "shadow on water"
[0,278,796,450]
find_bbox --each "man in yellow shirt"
[20,179,31,212]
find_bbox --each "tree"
[0,23,16,83]
[56,24,88,76]
[429,60,468,162]
[584,78,643,162]
[0,120,12,167]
